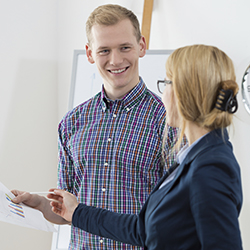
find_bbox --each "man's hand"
[48,188,79,223]
[11,190,42,209]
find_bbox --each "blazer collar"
[151,128,229,196]
[165,128,229,193]
[182,128,229,166]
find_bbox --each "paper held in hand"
[0,181,56,232]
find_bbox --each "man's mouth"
[108,67,129,74]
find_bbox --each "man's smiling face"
[86,19,146,100]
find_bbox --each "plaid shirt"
[57,79,177,249]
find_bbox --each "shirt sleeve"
[189,162,242,250]
[57,118,75,193]
[72,203,144,247]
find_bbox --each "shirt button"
[102,188,106,192]
[108,138,111,142]
[126,107,130,112]
[104,163,108,166]
[113,114,117,118]
[100,239,103,243]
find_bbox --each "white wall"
[0,1,58,249]
[1,0,249,249]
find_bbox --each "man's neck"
[104,81,140,101]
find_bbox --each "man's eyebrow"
[120,43,133,46]
[96,43,134,50]
[96,46,109,50]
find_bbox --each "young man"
[12,4,178,250]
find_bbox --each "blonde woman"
[37,45,245,249]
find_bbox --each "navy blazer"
[73,129,243,250]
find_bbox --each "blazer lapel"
[163,161,187,194]
[139,162,180,217]
[151,162,180,193]
[141,162,186,220]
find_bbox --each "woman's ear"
[86,43,95,64]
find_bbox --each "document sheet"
[0,181,56,232]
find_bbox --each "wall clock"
[242,64,250,115]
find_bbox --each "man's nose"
[109,50,123,66]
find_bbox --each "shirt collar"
[177,132,209,165]
[100,77,147,112]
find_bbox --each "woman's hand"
[48,188,79,223]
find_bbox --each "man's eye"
[99,50,109,54]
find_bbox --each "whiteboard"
[51,49,173,250]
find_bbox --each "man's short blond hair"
[86,4,141,45]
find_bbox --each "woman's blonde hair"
[86,4,141,46]
[166,44,239,147]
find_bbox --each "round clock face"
[242,65,250,115]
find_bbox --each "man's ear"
[86,43,95,64]
[139,36,147,58]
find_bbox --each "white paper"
[0,181,57,232]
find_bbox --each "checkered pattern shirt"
[57,79,178,249]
